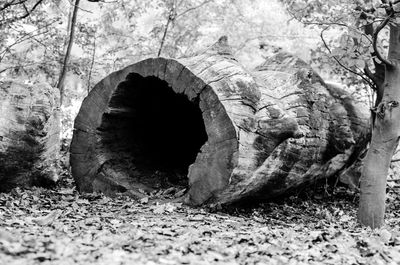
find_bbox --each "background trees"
[1,0,318,138]
[1,0,399,227]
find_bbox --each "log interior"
[97,73,208,190]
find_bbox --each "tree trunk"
[358,24,400,228]
[70,37,369,205]
[0,81,60,191]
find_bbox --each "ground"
[0,176,400,265]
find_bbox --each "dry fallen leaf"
[140,197,149,204]
[152,202,180,214]
[378,229,392,244]
[32,209,62,226]
[58,187,75,195]
[0,228,17,243]
[1,173,400,265]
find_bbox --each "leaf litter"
[0,177,400,265]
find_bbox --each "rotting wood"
[70,37,369,205]
[0,80,60,191]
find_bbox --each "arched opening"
[97,73,208,192]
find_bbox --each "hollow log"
[0,81,60,191]
[70,37,369,205]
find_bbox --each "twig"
[8,24,48,48]
[0,29,51,62]
[0,60,59,74]
[176,0,213,18]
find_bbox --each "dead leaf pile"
[0,181,399,264]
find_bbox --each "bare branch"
[0,0,44,27]
[372,14,394,67]
[357,10,387,101]
[287,9,374,44]
[0,0,27,12]
[0,29,51,62]
[176,0,213,19]
[0,18,58,59]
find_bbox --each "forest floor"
[1,175,400,265]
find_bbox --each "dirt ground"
[1,176,400,265]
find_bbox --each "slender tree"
[358,2,400,227]
[157,3,176,57]
[56,0,80,105]
[87,32,97,93]
[285,0,400,228]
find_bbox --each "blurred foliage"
[282,0,390,107]
[1,0,389,143]
[0,0,318,80]
[0,0,321,139]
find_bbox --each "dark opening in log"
[97,73,208,188]
[71,52,238,202]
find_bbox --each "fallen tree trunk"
[70,37,369,205]
[0,81,60,191]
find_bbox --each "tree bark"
[70,37,369,205]
[358,24,400,228]
[0,81,60,191]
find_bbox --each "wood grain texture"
[70,37,369,205]
[0,81,60,191]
